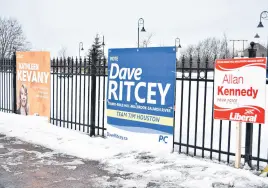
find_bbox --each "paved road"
[1,134,267,188]
[0,134,123,188]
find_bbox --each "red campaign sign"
[213,58,267,124]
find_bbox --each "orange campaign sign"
[214,58,267,124]
[16,51,50,120]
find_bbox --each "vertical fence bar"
[6,59,8,111]
[0,59,4,112]
[6,58,8,112]
[6,58,8,111]
[245,42,256,167]
[67,58,70,129]
[3,58,5,111]
[75,57,78,130]
[257,124,261,170]
[102,58,106,136]
[3,59,7,112]
[97,58,101,135]
[56,58,59,126]
[48,59,51,124]
[50,60,52,123]
[194,55,200,156]
[11,57,13,112]
[0,58,1,110]
[227,121,231,163]
[87,58,91,134]
[2,58,4,111]
[186,55,192,155]
[4,58,6,111]
[90,49,97,137]
[7,59,9,112]
[1,58,2,111]
[7,57,12,113]
[179,56,185,153]
[79,57,82,131]
[13,52,17,113]
[63,58,66,128]
[1,58,4,111]
[1,58,3,111]
[5,58,7,112]
[7,58,9,111]
[83,57,86,132]
[59,58,63,127]
[202,57,208,158]
[10,58,12,112]
[219,120,223,161]
[71,57,74,130]
[7,58,9,112]
[52,59,55,124]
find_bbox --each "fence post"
[245,41,257,167]
[12,52,17,114]
[90,48,97,137]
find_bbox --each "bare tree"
[178,34,232,69]
[58,46,67,58]
[0,17,30,59]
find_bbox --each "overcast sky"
[1,0,267,57]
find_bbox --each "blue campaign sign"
[106,47,176,148]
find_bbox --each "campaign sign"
[16,51,51,122]
[106,47,176,151]
[214,58,266,124]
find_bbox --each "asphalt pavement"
[0,134,123,188]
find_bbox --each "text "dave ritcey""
[108,63,171,105]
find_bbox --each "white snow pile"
[0,112,268,188]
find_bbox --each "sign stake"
[235,121,242,168]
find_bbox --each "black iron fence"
[0,52,267,171]
[0,53,107,137]
[50,55,107,137]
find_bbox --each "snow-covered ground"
[0,112,268,188]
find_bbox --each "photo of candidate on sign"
[17,84,29,115]
[106,47,176,150]
[16,51,51,120]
